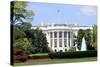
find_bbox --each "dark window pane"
[50,32,52,38]
[65,49,67,52]
[55,49,57,52]
[59,39,62,47]
[68,40,70,47]
[64,32,67,38]
[68,32,70,39]
[60,50,62,52]
[64,39,67,47]
[59,31,62,38]
[54,32,57,38]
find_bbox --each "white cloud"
[80,6,97,16]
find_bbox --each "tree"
[13,23,34,54]
[84,29,94,50]
[24,29,36,53]
[11,1,34,53]
[11,1,34,65]
[77,29,84,50]
[25,28,49,53]
[13,26,26,40]
[16,22,32,32]
[14,38,32,54]
[92,25,97,49]
[33,28,49,53]
[11,1,34,25]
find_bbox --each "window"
[64,39,67,47]
[55,49,57,52]
[59,50,63,52]
[54,32,57,38]
[64,32,67,38]
[68,32,70,47]
[68,32,70,39]
[54,39,57,47]
[65,49,67,52]
[68,40,70,47]
[59,39,62,47]
[50,32,52,38]
[59,31,62,38]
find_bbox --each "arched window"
[64,31,67,38]
[59,50,62,52]
[50,32,52,38]
[59,31,62,38]
[65,49,67,52]
[64,39,67,47]
[55,49,57,52]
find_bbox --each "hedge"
[48,50,97,59]
[30,54,49,59]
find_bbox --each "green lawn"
[14,57,97,66]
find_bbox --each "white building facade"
[32,24,92,52]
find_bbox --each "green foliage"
[11,1,34,24]
[30,54,49,59]
[12,1,49,55]
[25,28,50,53]
[48,50,97,59]
[77,28,95,50]
[77,29,85,50]
[34,28,49,53]
[14,38,32,52]
[84,29,95,50]
[16,22,32,31]
[68,47,76,52]
[92,25,97,49]
[13,27,26,40]
[14,25,49,54]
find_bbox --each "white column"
[49,32,51,48]
[52,31,54,51]
[67,31,69,50]
[70,31,72,47]
[48,32,50,47]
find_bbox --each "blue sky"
[27,2,97,26]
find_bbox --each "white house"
[31,23,92,52]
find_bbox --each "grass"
[14,57,97,66]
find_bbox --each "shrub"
[68,47,76,52]
[30,54,49,59]
[48,52,67,59]
[16,54,28,62]
[13,48,30,63]
[13,48,24,55]
[48,50,97,59]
